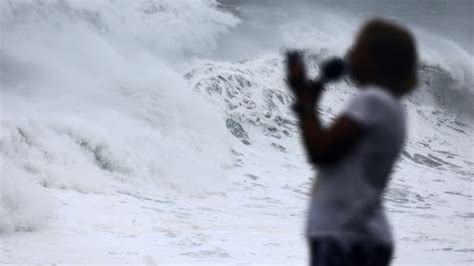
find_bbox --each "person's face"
[348,33,374,88]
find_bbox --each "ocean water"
[1,0,473,264]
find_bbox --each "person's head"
[349,19,418,96]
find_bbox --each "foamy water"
[1,0,473,264]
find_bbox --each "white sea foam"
[1,0,239,232]
[0,0,472,264]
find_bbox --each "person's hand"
[286,51,306,95]
[286,51,323,107]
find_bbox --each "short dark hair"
[358,19,418,95]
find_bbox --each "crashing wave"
[185,49,473,146]
[0,0,238,232]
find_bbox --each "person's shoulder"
[355,86,401,108]
[353,86,405,120]
[358,86,396,101]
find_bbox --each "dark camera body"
[286,50,345,87]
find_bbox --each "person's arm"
[295,99,364,165]
[286,52,364,165]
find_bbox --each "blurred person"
[286,19,418,266]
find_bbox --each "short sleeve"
[343,88,396,128]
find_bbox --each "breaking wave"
[1,0,472,235]
[0,0,239,232]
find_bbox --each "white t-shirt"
[306,86,406,245]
